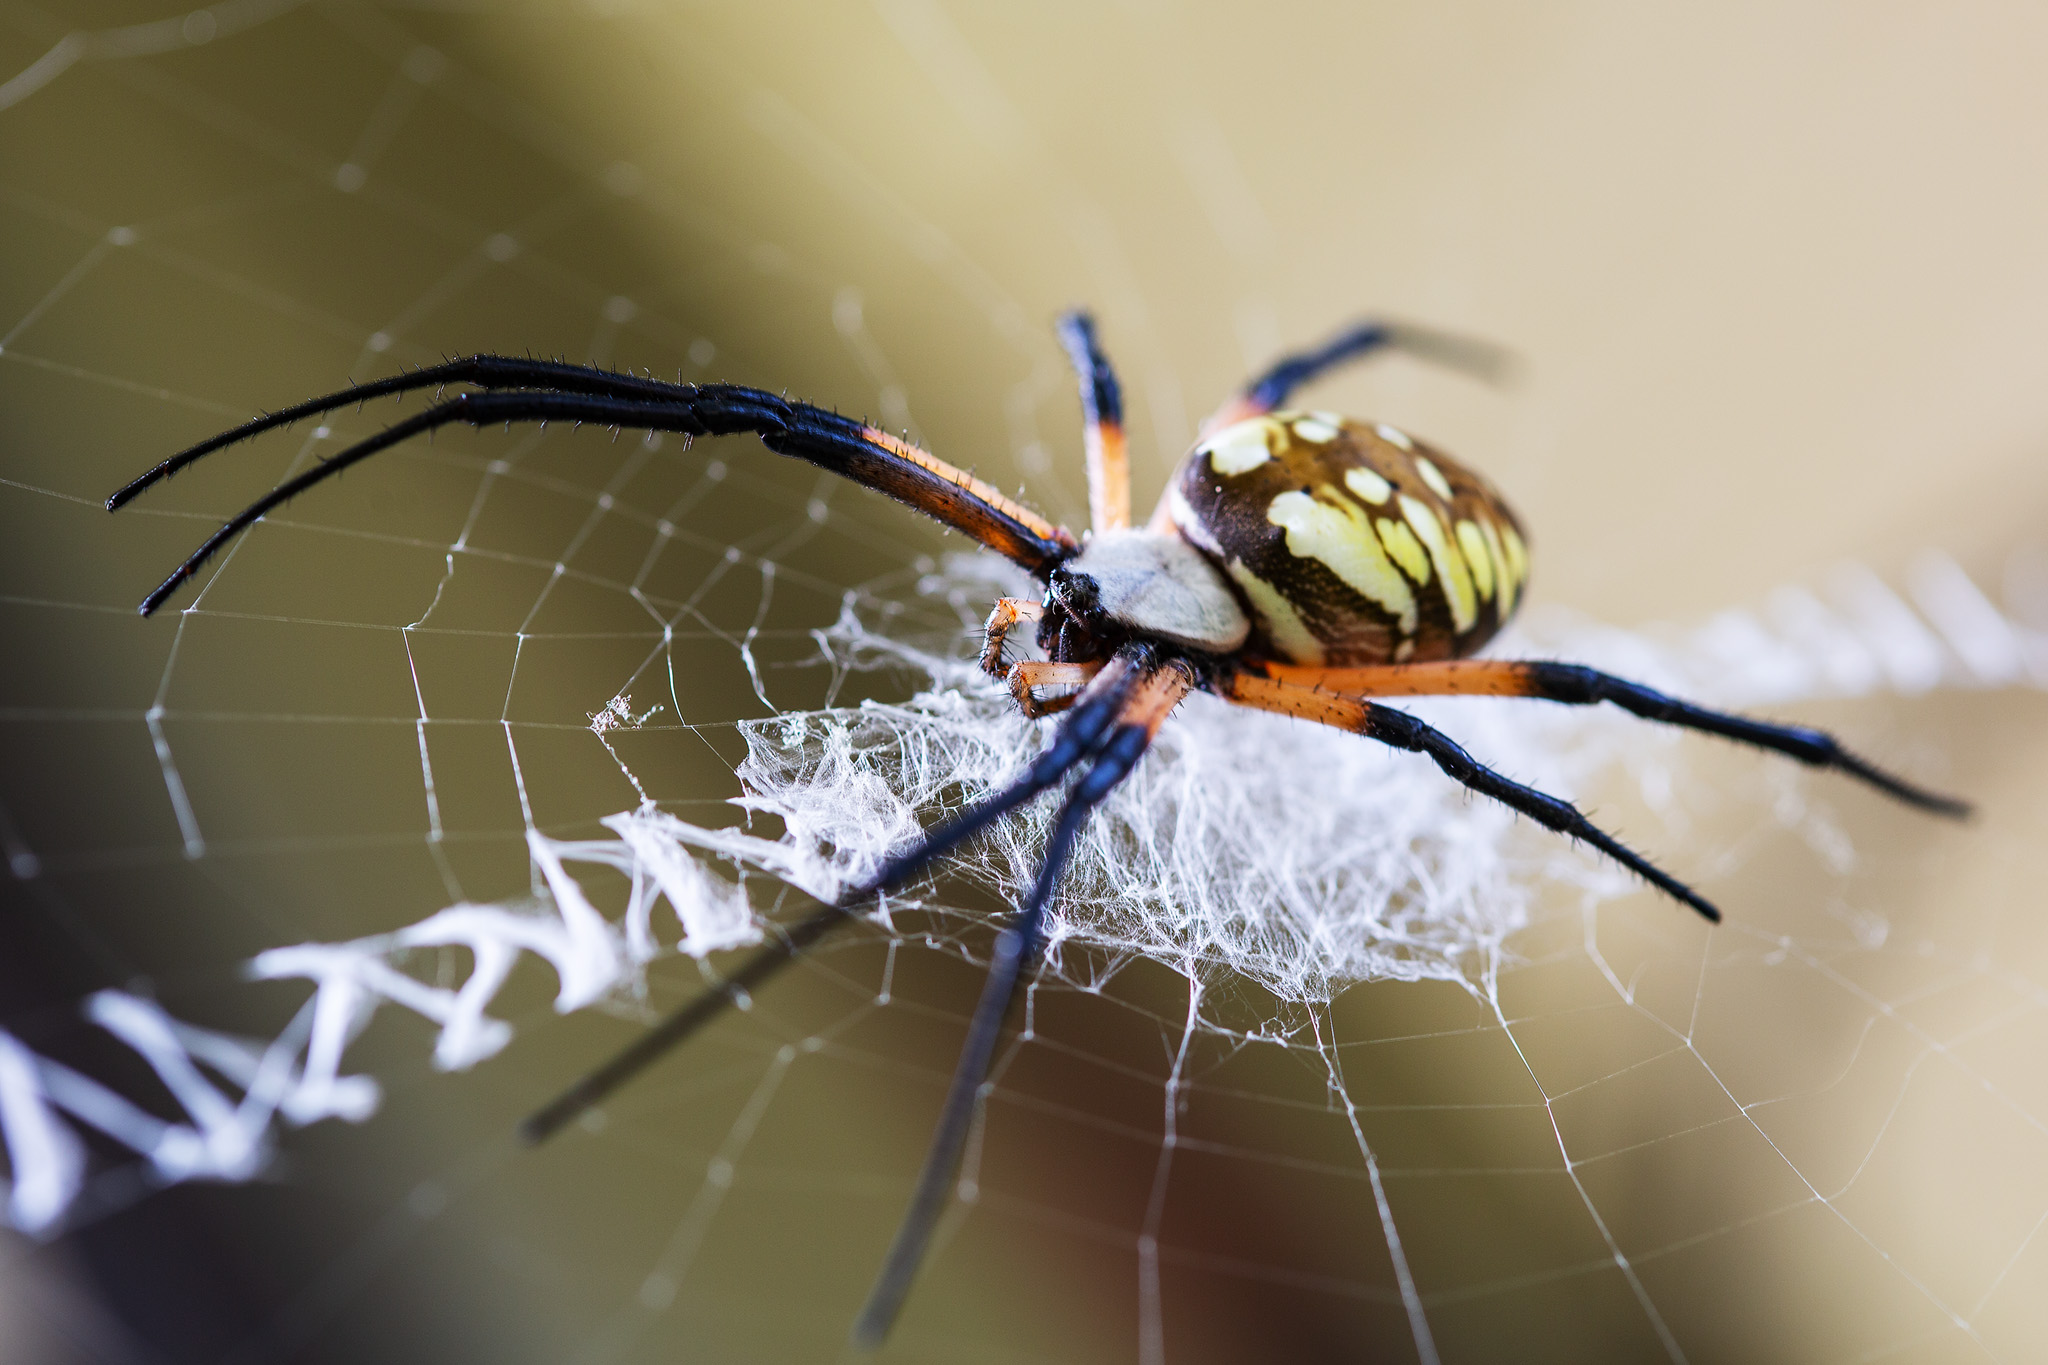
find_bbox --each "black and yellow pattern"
[1168,411,1528,666]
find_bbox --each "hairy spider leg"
[517,658,1143,1147]
[116,384,1081,615]
[105,355,720,510]
[1055,310,1131,533]
[1259,660,1972,818]
[853,660,1194,1349]
[1225,671,1722,921]
[1200,318,1518,435]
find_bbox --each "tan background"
[2,2,2046,1362]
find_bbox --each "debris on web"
[588,693,662,735]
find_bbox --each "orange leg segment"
[1055,312,1131,533]
[1259,659,1539,698]
[1224,671,1374,728]
[1084,418,1131,534]
[1121,658,1196,736]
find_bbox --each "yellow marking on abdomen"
[1501,523,1529,587]
[1478,517,1515,617]
[1344,466,1393,505]
[1374,516,1430,585]
[1414,456,1455,501]
[1227,558,1325,664]
[1456,519,1495,601]
[1266,488,1417,634]
[1400,494,1476,632]
[1198,418,1279,475]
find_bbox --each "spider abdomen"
[1166,412,1528,666]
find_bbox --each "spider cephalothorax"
[110,309,1967,1348]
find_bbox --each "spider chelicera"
[111,312,1968,1346]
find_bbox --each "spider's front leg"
[854,655,1192,1346]
[111,373,1085,616]
[1056,312,1130,533]
[520,658,1147,1147]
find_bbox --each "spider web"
[3,6,2048,1362]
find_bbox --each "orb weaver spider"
[110,312,1967,1346]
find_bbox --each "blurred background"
[3,2,2047,1361]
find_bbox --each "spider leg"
[1259,659,1971,818]
[516,656,1145,1146]
[120,385,1080,615]
[852,659,1193,1349]
[105,355,704,510]
[1055,311,1131,532]
[1202,319,1516,434]
[1226,672,1722,921]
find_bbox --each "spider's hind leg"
[1226,671,1722,922]
[1203,319,1514,434]
[1258,659,1971,818]
[119,384,1083,616]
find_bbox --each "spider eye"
[1048,565,1101,617]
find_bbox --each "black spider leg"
[1054,310,1124,438]
[1238,318,1516,413]
[851,697,1160,1349]
[106,355,703,510]
[123,387,1075,615]
[1362,702,1724,922]
[1523,662,1972,818]
[1053,309,1131,531]
[517,660,1143,1146]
